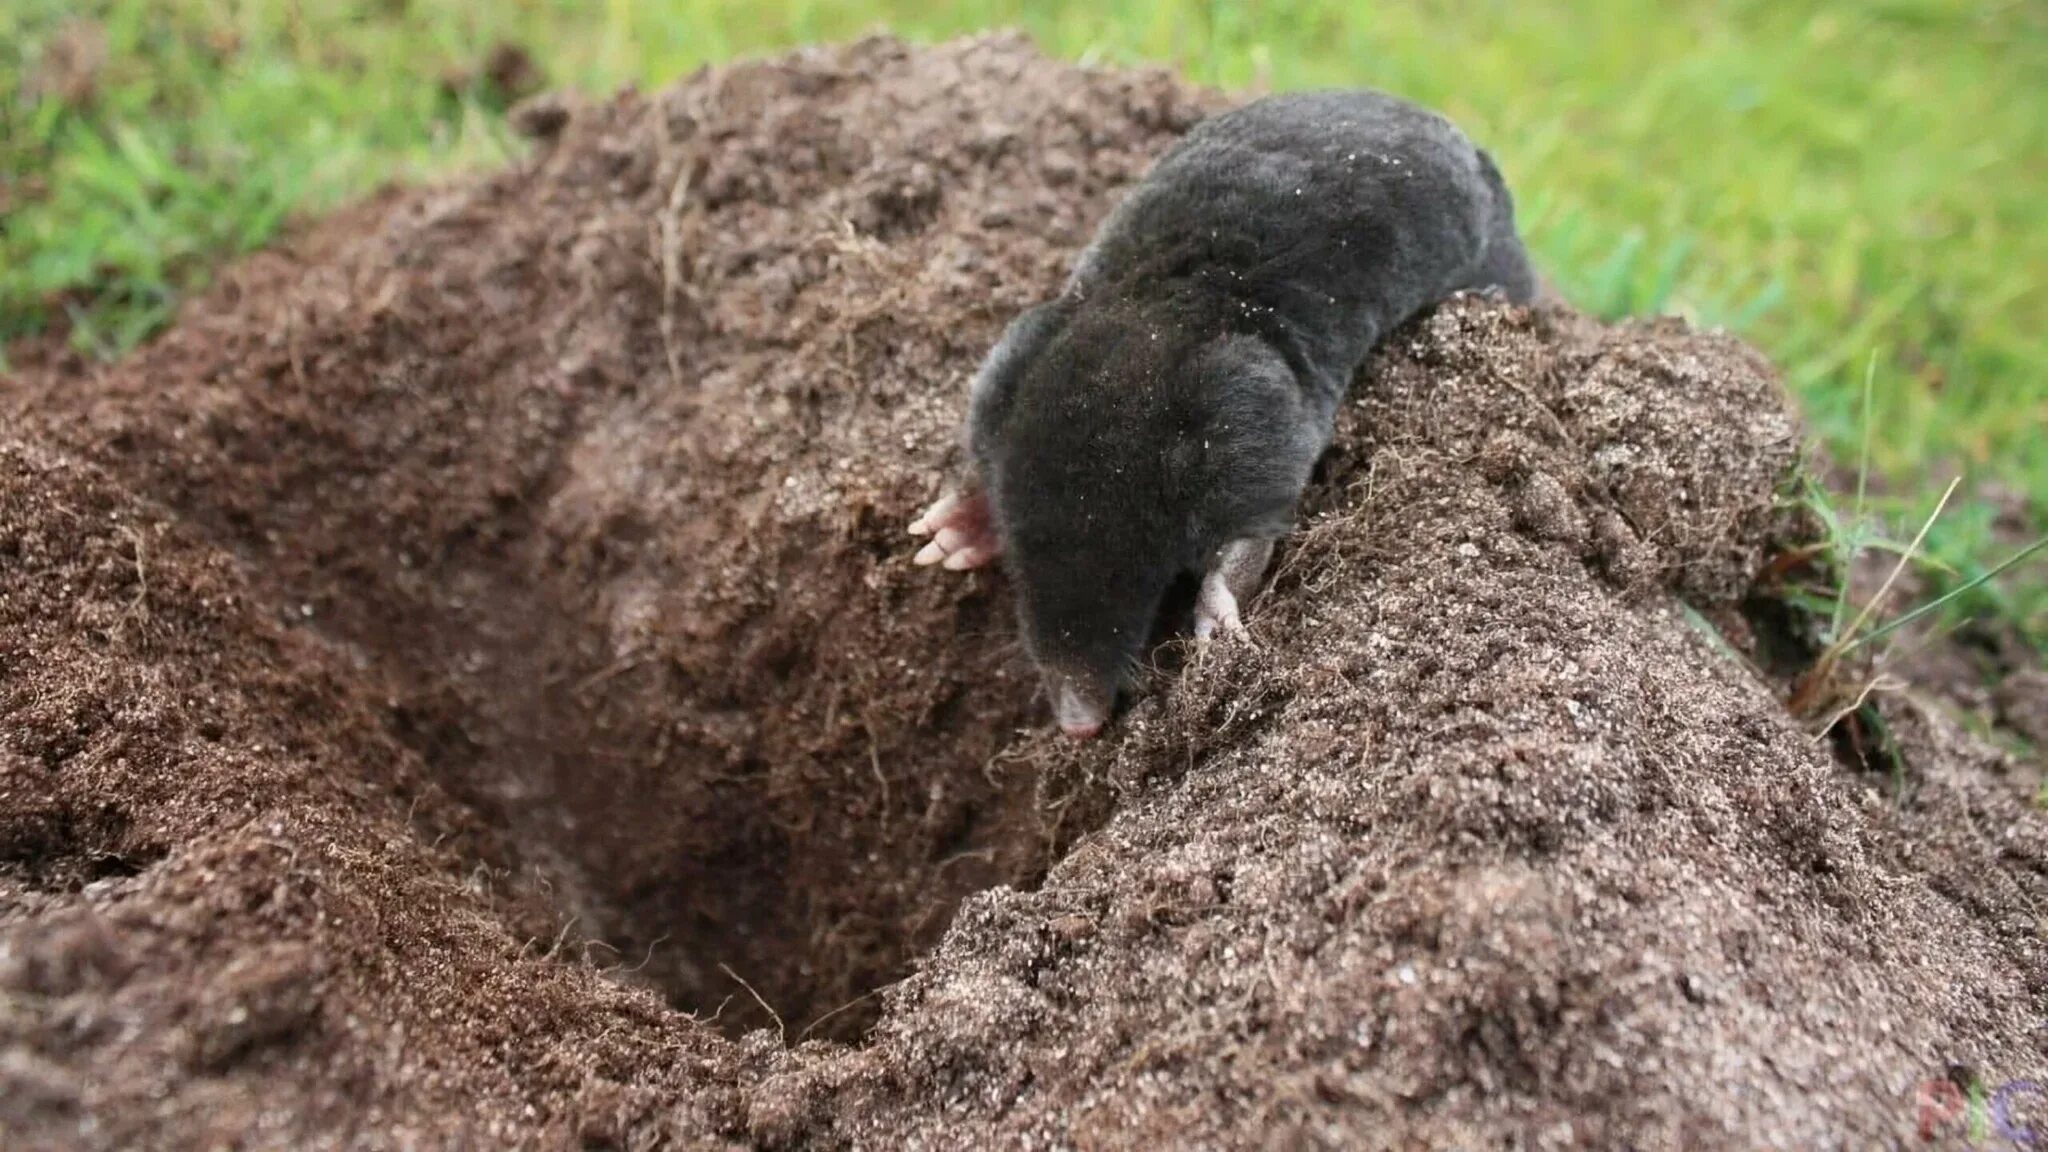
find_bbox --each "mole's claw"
[941,545,994,571]
[1194,536,1273,642]
[909,487,1001,571]
[1193,582,1244,641]
[908,492,959,537]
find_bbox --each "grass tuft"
[1774,427,2046,789]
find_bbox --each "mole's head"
[967,299,1322,738]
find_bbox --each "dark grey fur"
[963,89,1537,725]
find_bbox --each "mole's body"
[911,89,1537,737]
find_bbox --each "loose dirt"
[4,33,2044,1151]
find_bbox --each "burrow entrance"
[352,509,1096,1042]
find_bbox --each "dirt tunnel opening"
[361,525,1111,1043]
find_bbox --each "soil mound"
[4,33,2044,1151]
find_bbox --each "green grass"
[4,0,2044,646]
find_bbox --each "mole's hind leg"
[1194,537,1276,640]
[909,486,1001,571]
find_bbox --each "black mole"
[910,89,1538,738]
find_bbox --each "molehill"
[3,34,2044,1151]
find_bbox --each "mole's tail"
[1468,149,1540,304]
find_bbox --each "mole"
[909,89,1539,739]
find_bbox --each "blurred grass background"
[3,0,2044,647]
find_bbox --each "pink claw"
[909,488,1000,571]
[907,492,959,537]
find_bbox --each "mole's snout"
[1053,678,1113,741]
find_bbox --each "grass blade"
[1845,534,2048,653]
[1833,476,1958,649]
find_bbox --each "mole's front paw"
[1193,536,1275,641]
[1193,574,1247,641]
[909,488,1000,571]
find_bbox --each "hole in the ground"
[317,529,1108,1044]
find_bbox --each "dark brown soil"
[4,33,2045,1151]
